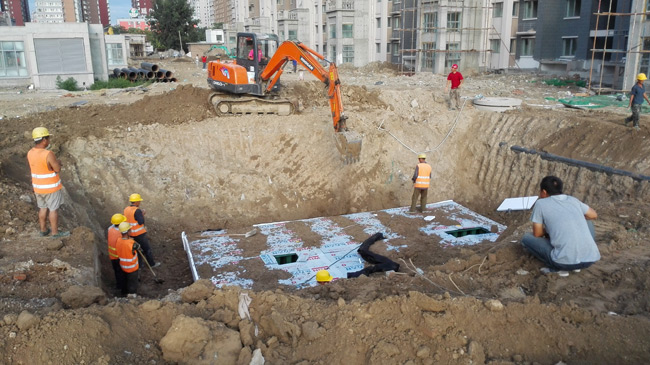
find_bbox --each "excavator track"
[209,93,294,116]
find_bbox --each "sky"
[27,0,134,25]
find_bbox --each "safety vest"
[124,205,147,237]
[27,148,62,194]
[107,225,121,260]
[116,237,139,273]
[414,163,432,189]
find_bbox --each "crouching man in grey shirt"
[521,175,600,277]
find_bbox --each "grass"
[89,78,152,90]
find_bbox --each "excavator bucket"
[335,131,362,164]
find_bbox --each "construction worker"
[124,193,159,268]
[625,73,650,131]
[316,270,333,285]
[116,221,140,296]
[445,64,464,110]
[521,176,600,277]
[108,213,127,292]
[26,127,69,238]
[410,154,431,213]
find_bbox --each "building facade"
[32,0,109,26]
[1,0,30,25]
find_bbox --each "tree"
[147,0,201,52]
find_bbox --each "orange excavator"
[206,32,361,163]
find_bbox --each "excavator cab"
[236,33,279,93]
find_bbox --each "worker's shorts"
[35,189,63,211]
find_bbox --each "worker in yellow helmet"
[124,193,159,268]
[409,153,431,213]
[26,127,70,238]
[108,213,127,292]
[625,73,650,131]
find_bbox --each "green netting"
[550,95,650,113]
[543,78,587,87]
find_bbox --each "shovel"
[137,248,164,284]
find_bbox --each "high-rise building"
[1,0,30,25]
[33,0,109,26]
[190,0,214,27]
[133,0,154,18]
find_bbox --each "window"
[640,38,650,75]
[523,1,537,18]
[376,43,381,53]
[521,37,534,56]
[277,0,282,4]
[423,12,437,33]
[106,43,123,66]
[331,45,336,60]
[342,24,353,38]
[493,2,503,17]
[421,42,435,70]
[376,18,381,28]
[392,42,399,56]
[562,37,577,56]
[512,1,519,16]
[566,0,580,17]
[288,30,297,40]
[387,17,392,27]
[510,38,516,53]
[330,24,336,38]
[445,43,460,67]
[394,17,400,29]
[0,41,28,77]
[343,45,354,63]
[447,12,460,31]
[490,39,500,53]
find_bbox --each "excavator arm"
[259,41,348,132]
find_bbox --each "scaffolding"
[587,1,648,92]
[392,0,494,75]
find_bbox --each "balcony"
[277,10,297,21]
[326,0,354,12]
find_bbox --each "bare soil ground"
[1,58,650,364]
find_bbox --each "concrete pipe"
[113,68,126,79]
[169,77,177,83]
[137,68,155,79]
[127,68,145,80]
[155,71,164,79]
[140,62,159,72]
[158,69,173,79]
[120,68,137,80]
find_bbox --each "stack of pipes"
[111,62,176,83]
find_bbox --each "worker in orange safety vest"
[108,213,127,293]
[26,127,69,238]
[410,153,432,213]
[124,193,159,268]
[116,221,140,296]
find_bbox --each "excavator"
[206,32,361,163]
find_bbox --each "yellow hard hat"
[129,193,143,202]
[118,221,131,233]
[32,127,50,141]
[418,153,426,159]
[316,270,333,283]
[638,73,648,81]
[111,213,127,225]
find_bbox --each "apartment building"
[190,0,214,28]
[1,0,30,25]
[488,0,518,70]
[32,0,109,26]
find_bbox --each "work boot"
[624,117,630,126]
[634,126,641,131]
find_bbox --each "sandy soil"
[0,58,649,364]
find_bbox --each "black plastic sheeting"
[510,145,650,182]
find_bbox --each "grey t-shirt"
[530,194,600,265]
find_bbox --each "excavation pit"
[182,201,506,288]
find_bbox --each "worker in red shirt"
[202,55,207,69]
[445,64,464,110]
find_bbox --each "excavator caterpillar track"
[209,93,294,116]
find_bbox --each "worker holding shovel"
[116,221,140,297]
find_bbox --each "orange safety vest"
[116,237,139,273]
[414,163,432,189]
[107,225,121,260]
[27,148,62,194]
[124,205,147,237]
